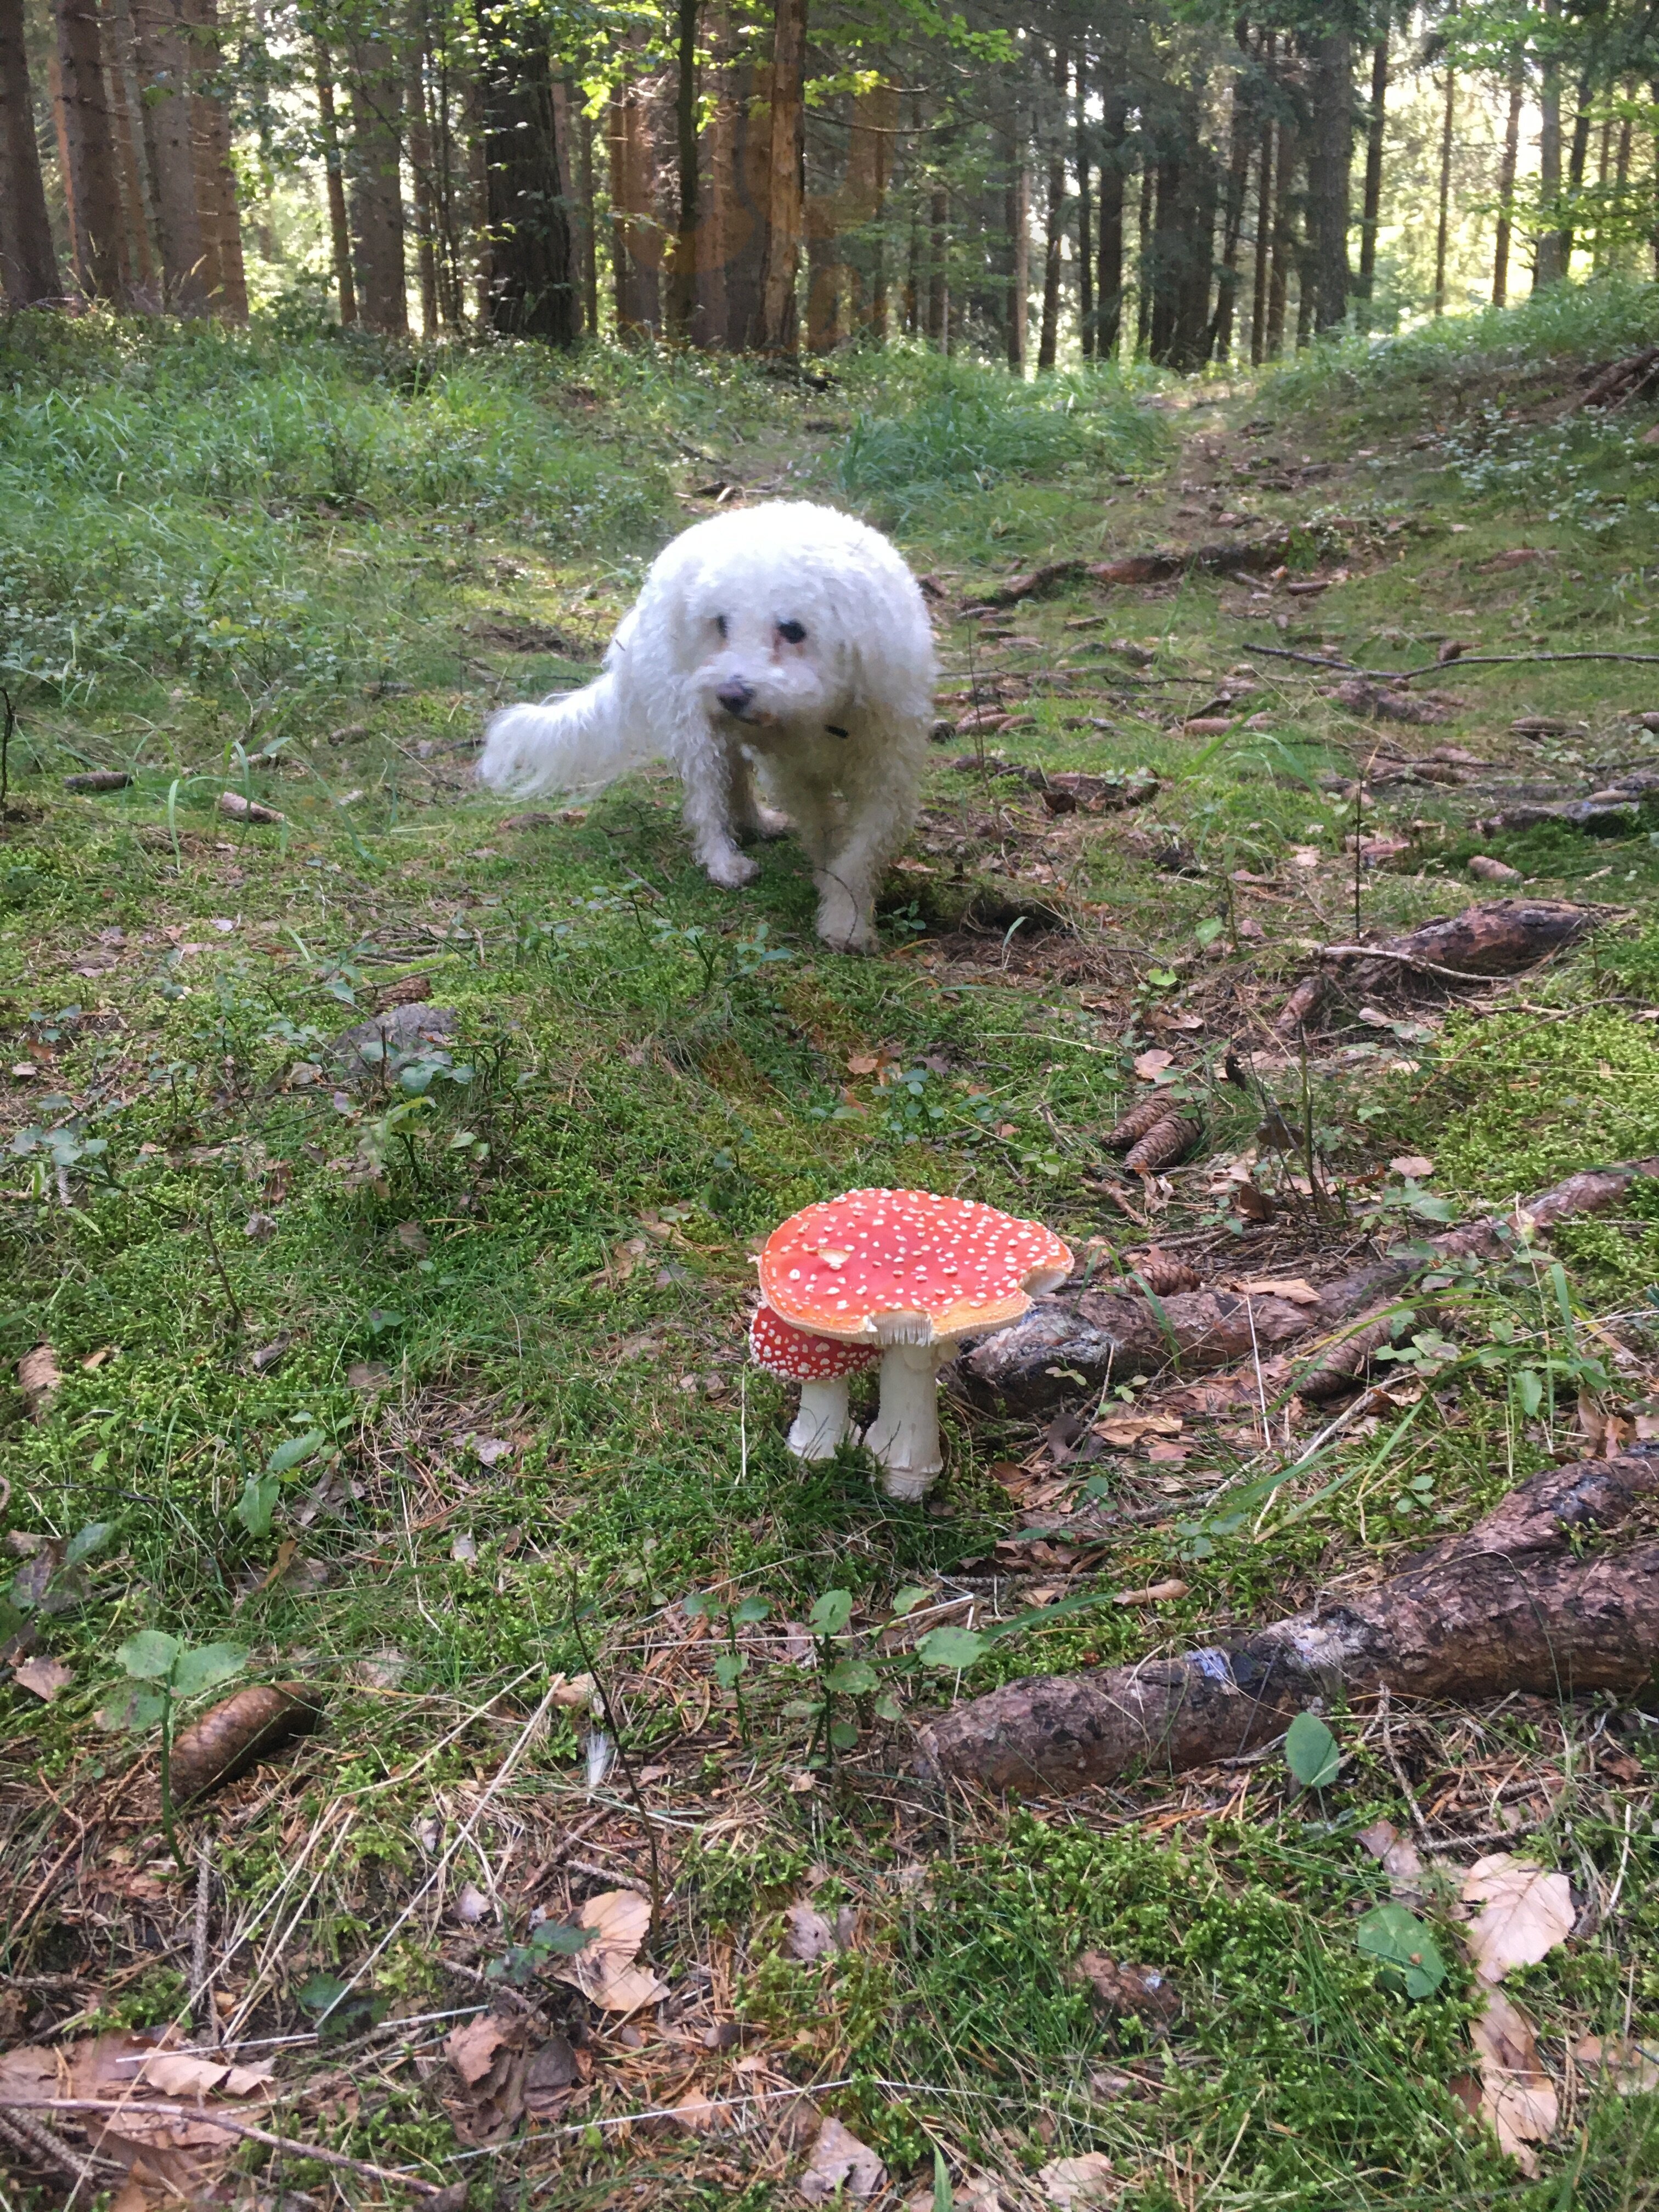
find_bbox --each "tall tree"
[54,0,126,300]
[1356,33,1388,318]
[1536,0,1566,284]
[1492,61,1522,305]
[1210,32,1253,362]
[1076,50,1093,358]
[668,0,699,337]
[756,0,806,351]
[313,38,358,325]
[105,0,158,300]
[1036,42,1067,371]
[1096,32,1127,359]
[477,0,574,341]
[607,29,659,337]
[129,0,208,313]
[1003,107,1028,370]
[926,178,948,345]
[347,21,409,332]
[1306,29,1352,330]
[188,0,247,318]
[408,3,440,334]
[1432,59,1454,313]
[0,0,62,304]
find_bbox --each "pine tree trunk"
[1266,120,1295,357]
[724,38,768,348]
[1536,5,1565,286]
[693,9,735,348]
[104,0,156,299]
[407,2,439,335]
[1211,41,1252,362]
[54,0,125,298]
[1250,52,1273,364]
[1561,74,1593,269]
[607,30,660,339]
[1135,157,1152,356]
[844,79,889,341]
[478,0,573,342]
[1003,111,1027,371]
[187,0,246,319]
[926,181,947,346]
[0,0,63,304]
[347,29,408,333]
[428,26,462,326]
[1076,51,1093,359]
[1036,42,1066,371]
[668,0,698,338]
[1306,30,1351,330]
[129,0,207,313]
[577,93,597,336]
[1096,61,1125,359]
[1493,65,1522,306]
[756,0,805,352]
[1432,65,1454,314]
[1356,35,1387,317]
[313,41,357,326]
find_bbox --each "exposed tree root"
[963,1156,1658,1419]
[917,1449,1659,1792]
[1274,897,1595,1035]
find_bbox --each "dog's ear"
[838,573,936,725]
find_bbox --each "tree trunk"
[577,90,597,336]
[1493,65,1522,306]
[668,0,698,338]
[1210,41,1252,362]
[755,0,805,352]
[407,3,438,335]
[0,0,62,305]
[1076,51,1093,358]
[607,31,660,340]
[427,24,462,327]
[1266,119,1295,357]
[187,0,245,319]
[724,38,768,348]
[926,181,947,347]
[693,10,736,348]
[1003,111,1028,371]
[1307,31,1351,331]
[1250,125,1271,361]
[1536,5,1565,286]
[347,29,408,333]
[1432,65,1454,315]
[104,0,156,299]
[1561,73,1593,270]
[54,0,125,299]
[313,41,357,326]
[1356,35,1387,317]
[478,0,573,342]
[1096,51,1126,361]
[1135,156,1152,356]
[128,0,206,313]
[844,78,890,341]
[1036,43,1066,371]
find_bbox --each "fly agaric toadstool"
[757,1189,1073,1499]
[748,1303,879,1460]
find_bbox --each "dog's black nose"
[716,681,754,716]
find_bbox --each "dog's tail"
[477,672,659,799]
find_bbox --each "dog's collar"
[824,724,850,738]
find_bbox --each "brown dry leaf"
[522,2033,582,2123]
[1573,2035,1659,2095]
[441,2012,530,2146]
[845,1053,882,1076]
[1074,1954,1180,2025]
[446,2016,511,2087]
[1470,1988,1558,2175]
[1235,1276,1321,1305]
[6,2027,275,2191]
[1357,1818,1426,1905]
[798,2114,887,2204]
[1389,1154,1435,1179]
[1460,1855,1575,1983]
[1131,1049,1175,1081]
[906,2176,1008,2212]
[136,2052,273,2098]
[1039,2151,1118,2208]
[669,2091,732,2134]
[553,1888,668,2015]
[13,1654,73,1702]
[783,1901,838,1962]
[18,1342,61,1421]
[1094,1412,1182,1447]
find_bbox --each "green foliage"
[1284,1710,1341,1789]
[1356,1903,1449,2001]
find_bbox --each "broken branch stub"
[917,1450,1659,1792]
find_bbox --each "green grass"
[4,302,1659,2209]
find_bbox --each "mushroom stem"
[865,1343,947,1499]
[786,1376,856,1460]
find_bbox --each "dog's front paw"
[816,895,877,955]
[750,806,793,842]
[704,850,761,890]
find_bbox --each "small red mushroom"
[748,1303,878,1460]
[757,1189,1072,1498]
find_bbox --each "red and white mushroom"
[757,1188,1073,1499]
[748,1303,879,1460]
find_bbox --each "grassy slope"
[3,294,1659,2209]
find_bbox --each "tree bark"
[1536,3,1565,286]
[346,27,408,333]
[104,0,157,300]
[1561,72,1594,271]
[1277,895,1595,1037]
[1266,116,1295,357]
[0,0,62,305]
[576,87,597,337]
[668,0,699,339]
[478,0,573,342]
[407,2,439,335]
[919,1449,1659,1793]
[1096,49,1126,360]
[54,0,125,299]
[723,36,768,347]
[1210,39,1252,362]
[1076,50,1093,359]
[1433,65,1455,315]
[927,180,947,347]
[1003,109,1028,371]
[1037,42,1066,371]
[608,31,660,340]
[313,40,357,326]
[128,0,206,313]
[843,79,889,341]
[1135,156,1153,356]
[1250,36,1273,364]
[1356,35,1387,317]
[1493,65,1522,306]
[755,0,805,352]
[1306,31,1352,330]
[187,0,245,319]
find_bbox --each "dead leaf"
[1357,1818,1426,1904]
[1471,1987,1558,2174]
[1390,1154,1435,1179]
[1460,1855,1575,1983]
[1573,2035,1659,2095]
[522,2033,580,2121]
[446,2016,511,2087]
[454,1882,491,1925]
[553,1888,668,2015]
[669,2091,733,2134]
[783,1901,838,1962]
[845,1053,882,1076]
[1131,1048,1174,1081]
[441,2011,530,2145]
[13,1654,72,1701]
[470,1434,515,1468]
[1038,2151,1117,2208]
[1094,1411,1183,1447]
[1234,1276,1321,1304]
[798,2115,887,2204]
[1113,1580,1188,1607]
[1075,1954,1180,2025]
[18,1342,61,1421]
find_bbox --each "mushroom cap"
[749,1301,881,1380]
[757,1188,1073,1347]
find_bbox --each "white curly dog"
[476,501,936,953]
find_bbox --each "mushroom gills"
[864,1341,950,1498]
[787,1375,860,1460]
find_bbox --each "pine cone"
[1123,1114,1199,1175]
[1117,1249,1201,1296]
[1107,1093,1181,1150]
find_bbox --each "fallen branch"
[0,2099,448,2197]
[1241,642,1659,684]
[917,1449,1659,1791]
[963,1156,1658,1418]
[1275,897,1595,1036]
[988,535,1292,606]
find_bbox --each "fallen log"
[1274,896,1595,1035]
[917,1449,1659,1791]
[987,536,1293,607]
[963,1156,1658,1418]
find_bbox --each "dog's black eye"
[715,614,728,639]
[777,619,807,645]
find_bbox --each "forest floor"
[4,287,1659,2212]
